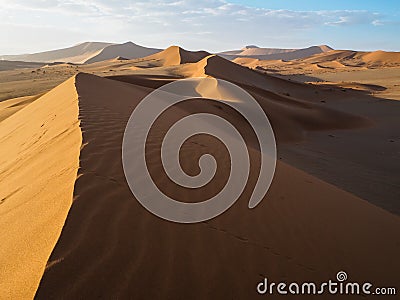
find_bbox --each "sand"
[0,46,207,102]
[0,42,113,64]
[0,77,81,298]
[0,42,161,64]
[32,73,399,299]
[132,46,210,67]
[219,45,332,61]
[84,42,161,64]
[0,44,399,299]
[219,45,297,56]
[306,68,400,100]
[235,50,400,100]
[0,94,42,122]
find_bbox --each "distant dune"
[297,49,400,68]
[84,42,160,64]
[235,49,400,75]
[358,50,400,66]
[0,42,161,64]
[0,42,112,64]
[219,45,333,60]
[220,45,297,56]
[134,46,210,67]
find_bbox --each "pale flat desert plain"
[0,41,399,300]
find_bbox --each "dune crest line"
[0,75,82,299]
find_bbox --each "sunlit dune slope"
[134,46,210,67]
[0,76,82,299]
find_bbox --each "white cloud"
[0,0,397,53]
[323,10,380,26]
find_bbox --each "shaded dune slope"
[35,74,399,299]
[109,54,371,142]
[0,77,82,299]
[182,55,371,141]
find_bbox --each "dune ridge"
[298,50,400,67]
[33,73,400,299]
[84,42,161,64]
[0,42,161,64]
[219,45,332,60]
[181,55,371,142]
[235,49,400,72]
[231,49,400,100]
[0,42,113,64]
[0,41,399,299]
[242,50,400,71]
[135,46,210,67]
[0,76,82,299]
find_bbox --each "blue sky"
[1,0,399,54]
[229,0,399,13]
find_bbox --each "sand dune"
[0,41,161,64]
[239,45,296,56]
[219,44,296,56]
[306,68,400,100]
[84,42,161,64]
[299,50,358,64]
[232,57,260,66]
[236,49,400,72]
[1,41,399,299]
[316,61,346,69]
[0,77,81,298]
[220,45,332,61]
[181,55,370,141]
[0,42,112,64]
[133,46,210,67]
[295,50,400,68]
[24,73,398,299]
[233,49,400,100]
[360,50,400,66]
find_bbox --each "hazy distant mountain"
[219,45,333,61]
[0,42,113,64]
[0,42,161,64]
[84,42,161,64]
